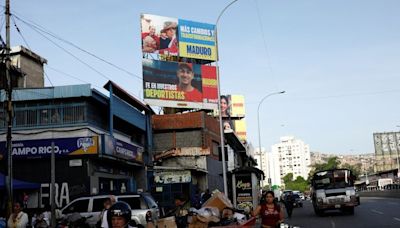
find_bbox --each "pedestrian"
[106,202,135,228]
[252,191,284,228]
[284,192,295,218]
[7,201,29,228]
[23,192,29,209]
[191,190,201,209]
[171,196,190,228]
[201,189,211,204]
[98,196,116,228]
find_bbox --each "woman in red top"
[252,191,284,228]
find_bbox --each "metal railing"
[0,102,87,129]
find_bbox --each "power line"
[11,13,143,81]
[11,15,54,86]
[253,0,280,91]
[18,19,113,82]
[46,65,105,91]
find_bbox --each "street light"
[215,0,239,194]
[257,91,285,188]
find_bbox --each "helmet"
[107,201,132,227]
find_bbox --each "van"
[61,193,159,227]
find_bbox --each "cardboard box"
[157,216,177,228]
[188,215,208,228]
[203,192,233,212]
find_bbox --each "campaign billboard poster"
[217,94,246,118]
[140,14,216,61]
[141,14,179,56]
[178,19,216,61]
[0,136,98,159]
[142,59,218,109]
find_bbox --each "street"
[283,197,400,228]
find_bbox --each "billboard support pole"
[215,0,239,195]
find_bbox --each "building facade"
[272,136,311,181]
[0,82,154,208]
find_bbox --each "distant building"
[373,132,400,172]
[272,136,311,181]
[254,147,282,187]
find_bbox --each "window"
[143,195,158,209]
[92,198,108,212]
[64,199,89,213]
[118,196,145,209]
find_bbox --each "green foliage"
[283,173,309,192]
[340,162,362,179]
[308,156,341,182]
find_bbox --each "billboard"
[234,119,247,142]
[218,95,246,118]
[142,59,218,109]
[141,14,216,61]
[0,136,98,159]
[373,132,400,156]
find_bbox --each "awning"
[0,173,41,190]
[224,130,246,152]
[231,166,265,180]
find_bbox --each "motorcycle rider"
[107,202,135,228]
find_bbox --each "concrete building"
[254,147,282,187]
[151,112,261,211]
[254,147,268,185]
[272,136,311,181]
[1,46,47,90]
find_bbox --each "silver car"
[61,193,159,228]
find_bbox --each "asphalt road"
[283,197,400,228]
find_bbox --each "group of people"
[142,21,178,55]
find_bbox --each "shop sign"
[236,175,253,210]
[154,170,191,184]
[0,136,98,159]
[104,135,144,163]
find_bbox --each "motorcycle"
[56,213,92,228]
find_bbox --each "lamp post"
[257,91,285,189]
[215,0,239,194]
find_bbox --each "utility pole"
[5,0,14,217]
[50,141,56,228]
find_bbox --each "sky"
[4,0,400,155]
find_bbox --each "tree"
[283,173,309,192]
[340,163,362,179]
[308,156,341,182]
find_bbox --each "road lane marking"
[388,202,400,205]
[394,217,400,222]
[330,220,336,228]
[371,209,384,215]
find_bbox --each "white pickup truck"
[311,169,359,216]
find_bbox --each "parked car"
[293,194,303,208]
[60,193,159,228]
